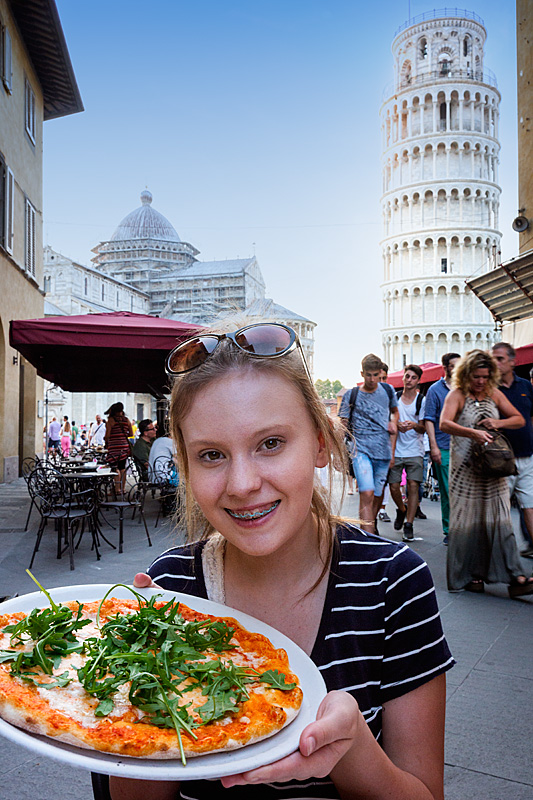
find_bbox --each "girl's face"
[180,371,328,559]
[471,367,490,394]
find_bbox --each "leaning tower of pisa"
[380,9,501,370]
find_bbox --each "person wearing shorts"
[339,353,398,533]
[389,365,426,542]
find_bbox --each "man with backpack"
[388,364,426,542]
[339,353,398,534]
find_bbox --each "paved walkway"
[0,478,532,798]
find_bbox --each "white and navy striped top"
[147,525,454,799]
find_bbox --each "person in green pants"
[424,352,461,544]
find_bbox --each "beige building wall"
[517,0,533,254]
[0,0,45,481]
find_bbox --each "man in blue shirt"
[423,352,461,544]
[339,354,398,534]
[492,342,533,557]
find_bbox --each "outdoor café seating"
[99,481,152,554]
[27,465,99,571]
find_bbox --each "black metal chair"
[21,456,38,531]
[99,482,152,553]
[27,466,98,570]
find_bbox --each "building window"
[1,25,12,93]
[130,295,133,311]
[25,79,36,143]
[419,38,427,59]
[25,198,36,277]
[101,283,105,301]
[84,277,88,295]
[0,158,14,253]
[116,290,119,307]
[441,258,448,273]
[43,275,51,292]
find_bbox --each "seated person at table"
[132,418,156,480]
[109,320,454,800]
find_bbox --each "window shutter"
[6,167,13,253]
[25,199,36,277]
[3,28,11,92]
[0,157,5,247]
[25,80,36,143]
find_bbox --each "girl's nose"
[225,456,262,498]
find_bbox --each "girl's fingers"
[133,572,158,588]
[221,692,360,787]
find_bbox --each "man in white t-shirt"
[89,414,106,447]
[388,364,426,542]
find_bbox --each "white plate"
[0,584,327,781]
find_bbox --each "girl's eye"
[200,450,223,462]
[262,437,282,451]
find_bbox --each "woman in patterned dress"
[440,349,533,597]
[104,402,133,494]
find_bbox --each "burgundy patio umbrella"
[9,311,202,397]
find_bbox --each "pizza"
[0,587,303,763]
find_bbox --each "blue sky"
[44,1,519,384]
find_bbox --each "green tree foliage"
[314,379,343,399]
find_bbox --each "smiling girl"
[109,322,454,800]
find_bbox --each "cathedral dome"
[111,190,181,242]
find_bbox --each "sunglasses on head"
[165,323,311,381]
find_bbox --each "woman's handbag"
[470,426,517,478]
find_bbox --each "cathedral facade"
[380,9,500,369]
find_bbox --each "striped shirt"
[147,525,454,799]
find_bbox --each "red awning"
[386,362,444,389]
[9,312,202,396]
[515,343,533,367]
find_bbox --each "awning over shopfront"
[9,312,201,396]
[466,249,533,323]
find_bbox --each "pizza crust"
[0,598,303,759]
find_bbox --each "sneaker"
[402,522,414,542]
[394,507,407,530]
[443,535,449,546]
[520,546,533,558]
[374,519,380,536]
[415,507,427,520]
[378,511,391,522]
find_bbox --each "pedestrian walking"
[492,342,533,557]
[88,414,106,447]
[440,349,533,597]
[60,416,72,457]
[339,354,398,533]
[46,417,61,453]
[104,402,133,494]
[388,364,426,542]
[423,352,461,544]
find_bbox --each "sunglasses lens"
[234,325,293,356]
[167,336,220,374]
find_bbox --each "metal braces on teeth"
[229,502,279,520]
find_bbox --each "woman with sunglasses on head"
[109,322,453,800]
[104,401,133,495]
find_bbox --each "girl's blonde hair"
[452,349,500,396]
[168,320,348,583]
